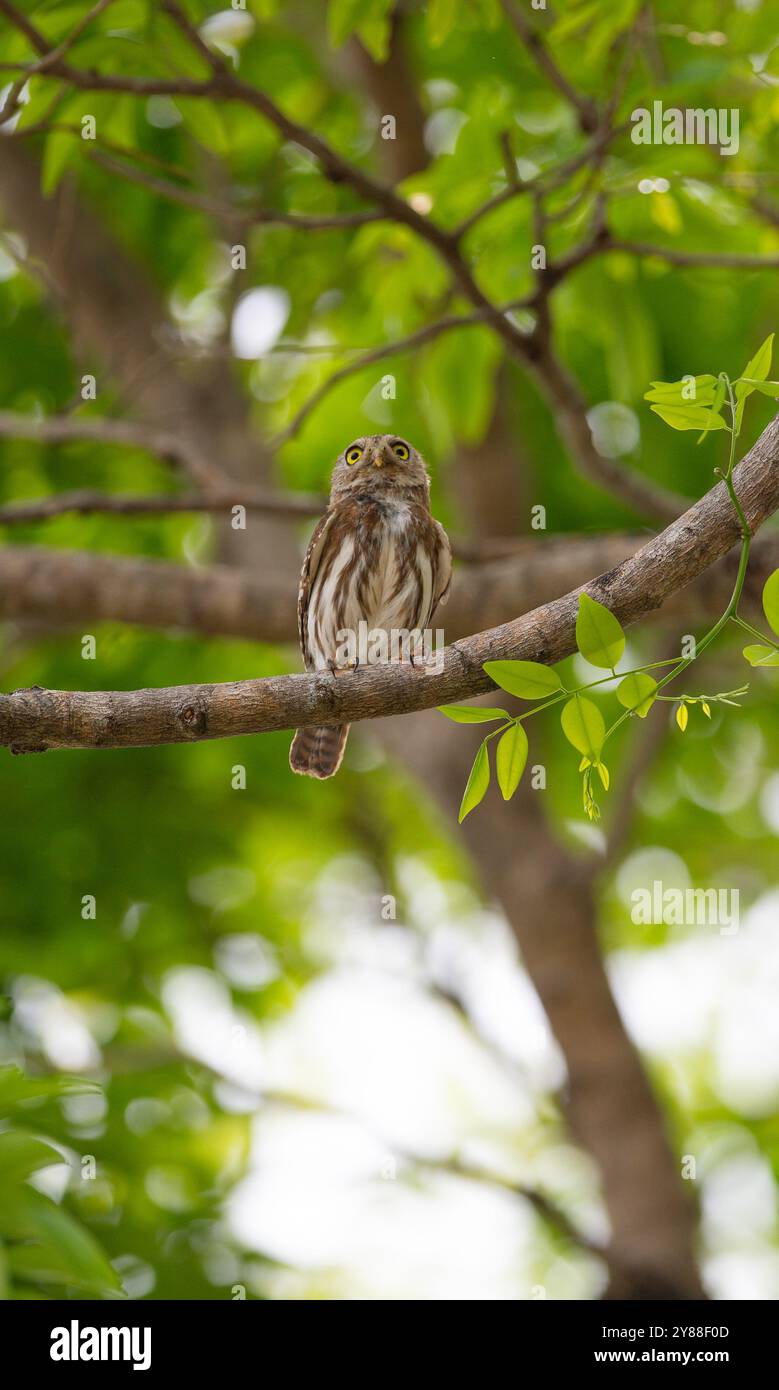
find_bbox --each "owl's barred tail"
[289,724,350,779]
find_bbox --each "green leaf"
[495,723,528,800]
[762,570,779,638]
[427,0,458,45]
[483,660,562,699]
[0,1131,64,1185]
[550,0,608,42]
[560,695,605,759]
[438,704,510,723]
[0,1066,99,1113]
[645,375,717,404]
[596,760,610,790]
[738,379,779,397]
[576,593,625,669]
[458,741,490,822]
[735,396,746,433]
[736,334,774,400]
[616,671,658,717]
[0,1188,121,1297]
[328,0,394,58]
[650,404,726,432]
[742,644,779,667]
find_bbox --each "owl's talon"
[327,659,359,677]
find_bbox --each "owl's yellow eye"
[345,445,362,466]
[391,440,410,460]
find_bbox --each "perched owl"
[290,434,452,778]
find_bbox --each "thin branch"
[608,239,779,270]
[30,0,116,70]
[0,486,531,562]
[2,413,777,753]
[0,411,222,489]
[0,0,49,54]
[87,150,384,229]
[269,299,535,449]
[17,123,193,181]
[0,482,628,568]
[0,485,326,526]
[500,0,600,133]
[160,0,222,73]
[453,121,627,241]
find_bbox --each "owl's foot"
[327,658,359,676]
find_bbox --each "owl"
[290,434,452,778]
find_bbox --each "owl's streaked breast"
[306,499,436,670]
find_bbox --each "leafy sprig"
[441,335,779,824]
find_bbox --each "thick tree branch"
[3,529,776,649]
[2,415,777,752]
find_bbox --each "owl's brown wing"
[431,518,452,614]
[297,509,336,670]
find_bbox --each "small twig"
[454,121,628,241]
[500,0,600,133]
[87,150,385,229]
[160,0,224,73]
[608,239,779,270]
[0,484,534,563]
[0,411,221,488]
[0,485,327,526]
[499,129,519,188]
[269,296,533,449]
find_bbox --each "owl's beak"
[371,443,392,469]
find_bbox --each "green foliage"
[743,645,779,668]
[495,723,528,801]
[0,1068,120,1299]
[445,337,779,823]
[483,661,562,699]
[561,694,605,759]
[439,704,510,722]
[575,593,625,670]
[458,740,490,822]
[763,571,779,639]
[327,0,395,59]
[617,671,658,718]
